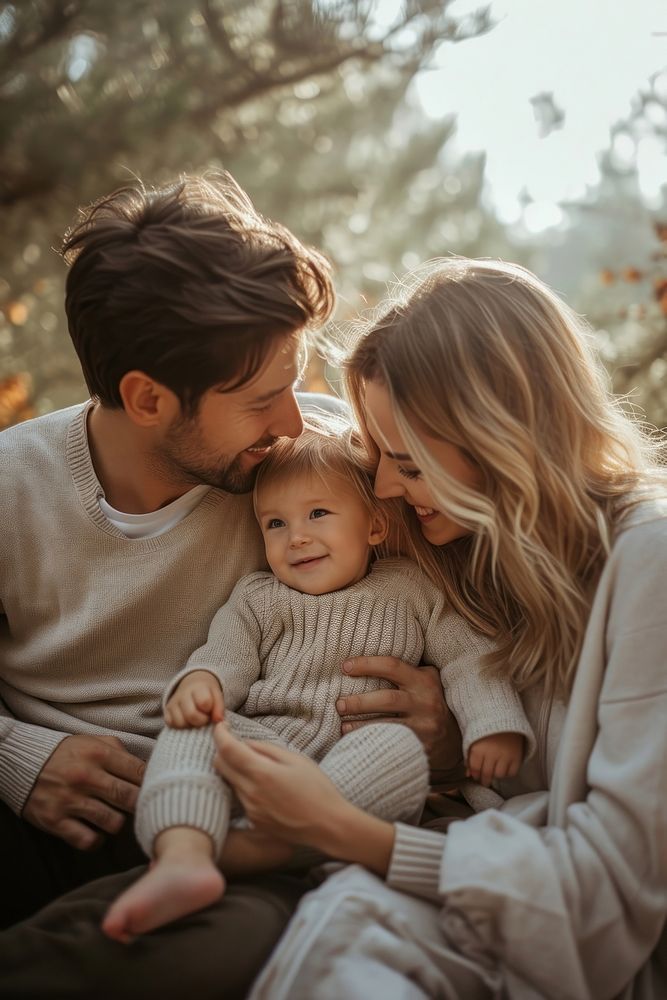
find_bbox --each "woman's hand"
[213,725,396,876]
[213,725,348,853]
[336,657,464,780]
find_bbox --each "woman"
[213,258,667,999]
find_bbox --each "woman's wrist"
[315,800,396,878]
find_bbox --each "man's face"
[157,334,305,494]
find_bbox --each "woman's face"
[363,380,483,546]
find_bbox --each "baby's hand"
[164,671,225,728]
[466,732,524,787]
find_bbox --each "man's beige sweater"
[0,403,266,814]
[136,560,534,854]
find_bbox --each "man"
[0,172,332,988]
[0,174,453,998]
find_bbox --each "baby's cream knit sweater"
[136,560,534,853]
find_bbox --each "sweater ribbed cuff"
[386,822,445,902]
[462,714,536,762]
[135,776,231,858]
[0,721,69,814]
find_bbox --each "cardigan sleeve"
[162,573,269,711]
[389,514,667,1000]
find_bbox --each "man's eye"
[310,508,329,519]
[266,518,284,529]
[252,403,272,414]
[398,466,422,481]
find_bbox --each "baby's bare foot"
[102,853,225,943]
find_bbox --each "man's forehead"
[245,334,305,398]
[236,334,304,400]
[246,379,295,404]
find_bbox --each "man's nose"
[270,389,304,441]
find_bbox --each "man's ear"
[118,371,179,428]
[368,507,389,546]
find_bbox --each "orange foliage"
[0,373,35,430]
[4,301,29,326]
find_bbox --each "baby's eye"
[310,508,329,519]
[398,466,422,481]
[266,518,285,529]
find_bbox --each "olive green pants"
[0,803,311,999]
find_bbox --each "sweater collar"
[65,400,123,536]
[65,402,227,543]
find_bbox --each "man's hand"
[164,670,225,728]
[22,734,146,850]
[467,732,524,787]
[336,657,463,775]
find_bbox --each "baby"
[103,417,533,941]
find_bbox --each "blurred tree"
[585,183,667,430]
[0,0,506,421]
[604,69,667,428]
[539,70,667,429]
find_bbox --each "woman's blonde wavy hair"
[341,258,665,699]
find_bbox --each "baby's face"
[255,471,379,595]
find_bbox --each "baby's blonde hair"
[342,257,665,699]
[254,413,394,537]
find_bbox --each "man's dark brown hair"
[60,173,335,412]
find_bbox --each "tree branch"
[0,0,86,74]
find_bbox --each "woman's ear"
[368,507,389,546]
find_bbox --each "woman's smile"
[412,504,438,523]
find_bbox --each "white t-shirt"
[99,485,211,539]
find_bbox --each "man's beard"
[192,454,259,494]
[156,417,267,494]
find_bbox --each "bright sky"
[400,0,667,232]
